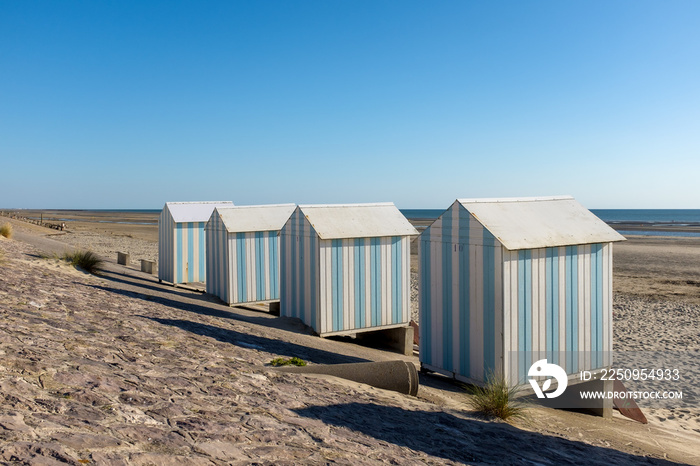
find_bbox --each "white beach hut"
[205,204,296,306]
[158,201,233,284]
[419,196,625,387]
[280,203,419,336]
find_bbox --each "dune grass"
[270,357,307,367]
[0,223,12,239]
[62,250,103,274]
[466,372,527,421]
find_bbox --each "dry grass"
[62,250,103,274]
[0,223,12,239]
[466,372,528,421]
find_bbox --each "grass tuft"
[0,223,12,239]
[62,250,103,274]
[466,372,527,421]
[270,357,307,367]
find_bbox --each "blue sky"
[1,1,698,209]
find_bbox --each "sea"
[400,209,700,238]
[7,208,700,238]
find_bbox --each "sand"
[1,212,699,464]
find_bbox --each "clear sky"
[1,1,698,209]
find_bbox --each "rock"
[194,440,249,461]
[0,413,34,434]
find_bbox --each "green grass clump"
[62,250,103,274]
[270,357,307,367]
[0,223,12,238]
[466,372,527,421]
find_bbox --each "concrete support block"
[268,301,280,316]
[117,252,130,266]
[141,260,156,274]
[546,378,614,418]
[356,326,414,356]
[277,360,419,396]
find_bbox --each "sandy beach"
[1,211,699,464]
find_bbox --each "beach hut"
[280,203,419,337]
[205,204,296,306]
[419,196,625,387]
[158,201,233,284]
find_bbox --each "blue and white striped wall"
[280,209,319,330]
[206,212,281,305]
[158,208,175,283]
[158,211,207,284]
[205,211,229,302]
[419,201,613,387]
[502,243,613,386]
[281,208,411,336]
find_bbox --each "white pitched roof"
[298,203,418,240]
[166,201,234,223]
[457,196,625,250]
[213,204,296,233]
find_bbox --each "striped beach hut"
[205,204,296,305]
[419,196,625,387]
[280,203,419,337]
[158,201,233,284]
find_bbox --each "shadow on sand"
[92,269,414,357]
[293,402,675,465]
[86,270,310,334]
[140,316,368,365]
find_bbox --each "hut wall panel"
[231,231,240,302]
[158,209,174,283]
[419,203,503,381]
[280,220,293,318]
[403,235,410,323]
[449,209,460,376]
[493,247,504,381]
[603,243,612,367]
[211,230,282,305]
[470,237,483,379]
[205,213,229,303]
[382,237,390,327]
[503,248,519,384]
[318,236,410,335]
[172,221,207,284]
[247,233,256,300]
[502,250,513,382]
[280,211,319,330]
[344,244,352,330]
[320,240,331,333]
[503,243,612,386]
[431,238,442,370]
[363,241,372,329]
[557,250,567,369]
